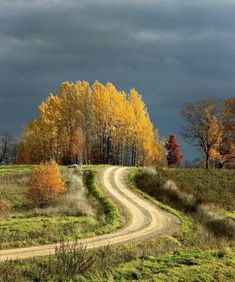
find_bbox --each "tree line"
[17,81,165,166]
[2,81,233,169]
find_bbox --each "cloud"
[0,0,235,159]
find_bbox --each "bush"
[53,241,95,277]
[27,162,64,207]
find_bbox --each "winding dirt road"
[0,166,179,261]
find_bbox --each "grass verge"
[128,168,197,246]
[83,169,120,234]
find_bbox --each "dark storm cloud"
[1,0,235,158]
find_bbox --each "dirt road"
[0,166,179,261]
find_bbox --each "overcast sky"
[0,0,235,160]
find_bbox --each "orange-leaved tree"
[27,162,64,207]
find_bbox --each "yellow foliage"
[203,111,223,161]
[17,81,164,166]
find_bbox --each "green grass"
[0,164,69,177]
[0,173,32,212]
[106,249,235,281]
[160,169,235,211]
[0,215,98,249]
[0,165,33,175]
[1,239,234,281]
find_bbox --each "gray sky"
[1,0,235,160]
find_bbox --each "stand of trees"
[17,81,165,166]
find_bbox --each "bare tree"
[181,98,222,169]
[0,134,16,164]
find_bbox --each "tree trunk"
[205,153,209,169]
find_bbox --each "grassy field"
[0,234,234,281]
[108,248,235,281]
[0,166,234,281]
[159,169,235,212]
[0,165,33,176]
[0,216,98,249]
[0,165,119,249]
[135,168,235,240]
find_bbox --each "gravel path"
[0,166,180,261]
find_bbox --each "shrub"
[54,241,95,277]
[27,162,64,207]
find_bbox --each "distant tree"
[27,162,64,207]
[165,134,183,167]
[16,142,29,164]
[0,134,16,164]
[181,98,222,169]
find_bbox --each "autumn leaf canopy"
[17,81,164,166]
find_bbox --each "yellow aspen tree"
[18,80,164,166]
[75,81,93,164]
[91,81,113,163]
[203,111,223,168]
